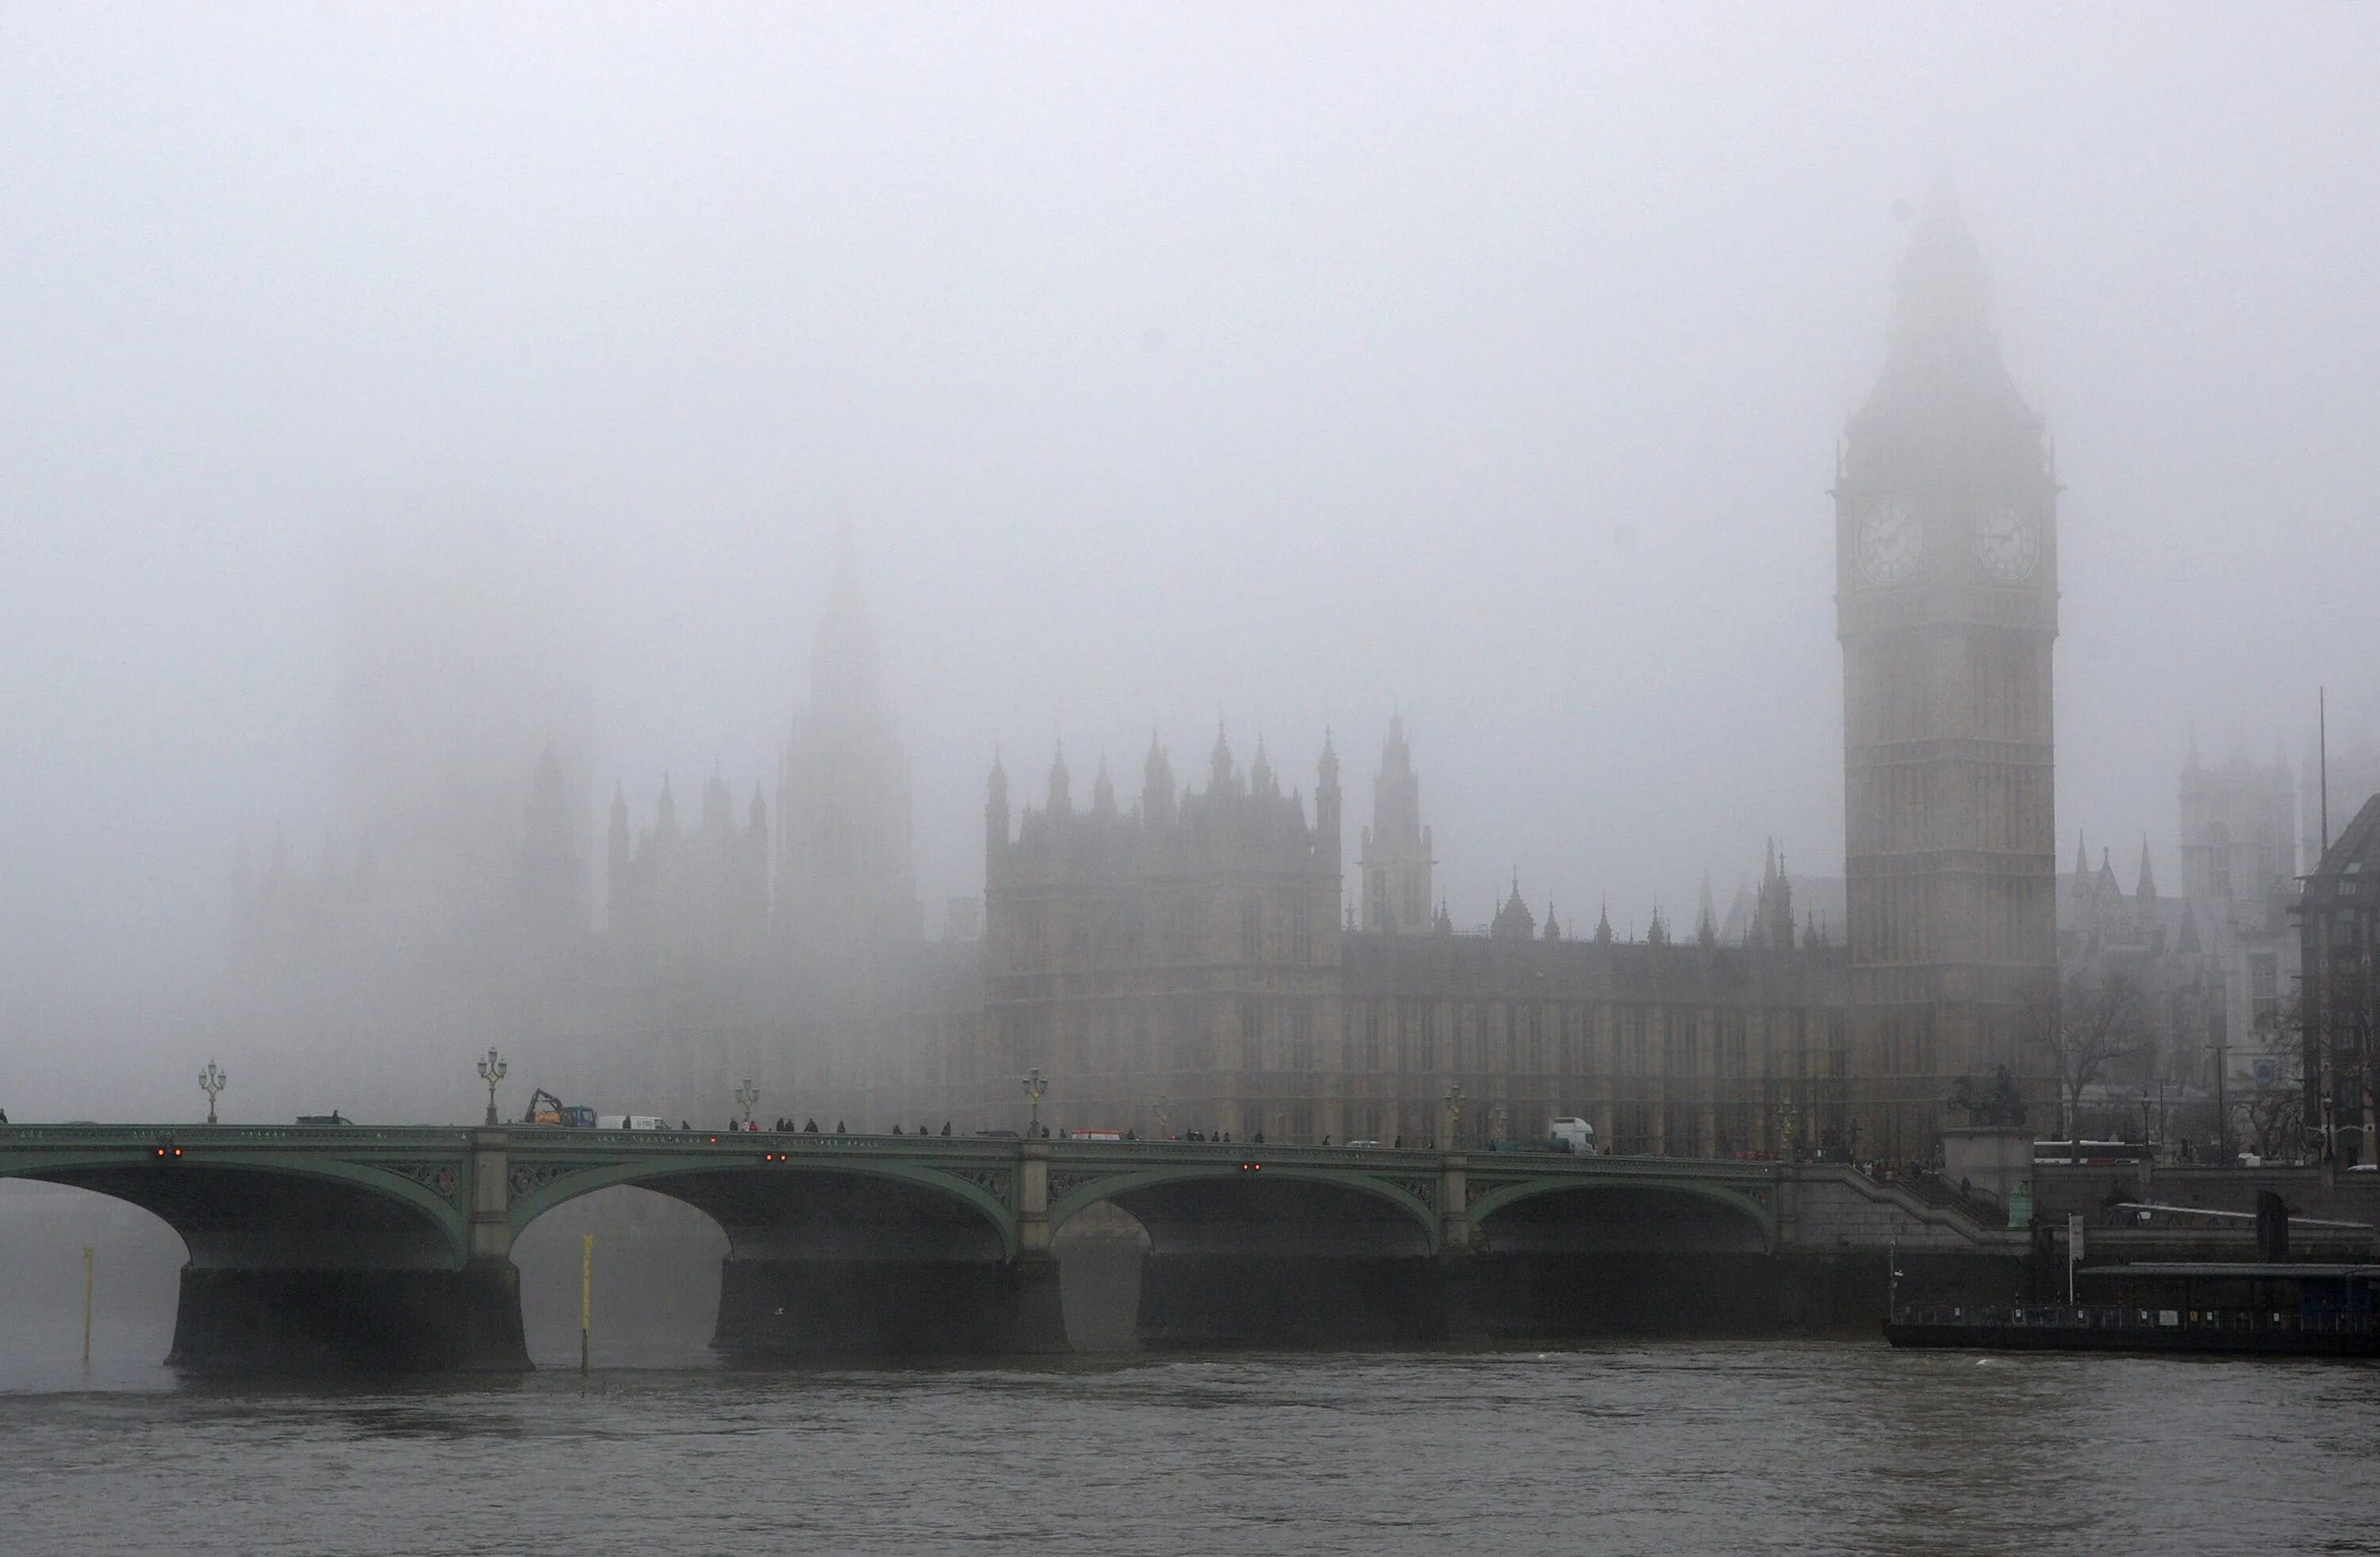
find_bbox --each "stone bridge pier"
[167,1128,531,1372]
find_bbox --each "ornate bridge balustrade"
[0,1124,2014,1368]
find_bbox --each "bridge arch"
[1048,1164,1439,1253]
[0,1151,468,1268]
[503,1149,1035,1357]
[1468,1177,1775,1255]
[507,1155,1015,1259]
[1050,1160,1445,1347]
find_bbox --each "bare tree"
[2044,968,2150,1163]
[2237,1038,2305,1162]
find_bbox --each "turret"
[1358,716,1433,934]
[1047,745,1073,815]
[1316,729,1342,878]
[516,740,586,939]
[605,781,632,934]
[985,749,1010,854]
[1249,738,1276,798]
[1142,732,1175,825]
[702,767,733,832]
[1490,874,1537,940]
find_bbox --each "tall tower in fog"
[1359,717,1434,933]
[774,542,922,958]
[1836,185,2059,1155]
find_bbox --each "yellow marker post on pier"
[580,1233,593,1374]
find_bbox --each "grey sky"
[3,3,2377,1101]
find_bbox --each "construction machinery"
[524,1089,597,1128]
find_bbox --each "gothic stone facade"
[980,724,1852,1152]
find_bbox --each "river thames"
[6,1341,2378,1556]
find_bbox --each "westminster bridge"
[0,1123,2020,1370]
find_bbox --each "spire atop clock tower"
[1856,180,2038,445]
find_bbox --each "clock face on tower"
[1974,497,2041,582]
[1855,497,1921,586]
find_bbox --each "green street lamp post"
[735,1078,758,1128]
[1442,1083,1465,1148]
[478,1048,507,1126]
[1022,1067,1047,1135]
[198,1061,227,1125]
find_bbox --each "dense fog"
[3,3,2377,1122]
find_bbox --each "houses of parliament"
[228,190,2338,1163]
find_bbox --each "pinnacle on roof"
[1490,873,1537,940]
[1047,744,1072,813]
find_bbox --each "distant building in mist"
[218,184,2343,1165]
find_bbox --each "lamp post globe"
[1021,1067,1047,1135]
[198,1061,228,1125]
[478,1048,508,1127]
[735,1078,759,1127]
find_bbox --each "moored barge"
[1886,1263,2380,1358]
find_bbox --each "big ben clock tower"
[1837,185,2059,1158]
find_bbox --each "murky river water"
[6,1342,2378,1555]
